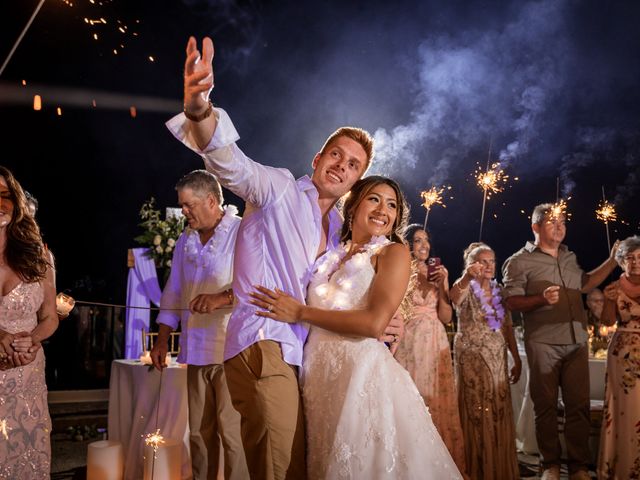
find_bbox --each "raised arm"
[581,240,620,293]
[252,243,412,338]
[450,261,483,307]
[167,36,292,208]
[183,36,217,150]
[600,282,619,327]
[431,265,452,324]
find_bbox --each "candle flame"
[596,200,617,223]
[144,429,165,454]
[475,163,509,196]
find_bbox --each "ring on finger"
[267,304,273,312]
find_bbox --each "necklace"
[470,279,505,331]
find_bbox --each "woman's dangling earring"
[348,215,353,232]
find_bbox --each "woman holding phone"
[394,224,467,476]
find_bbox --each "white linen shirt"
[166,109,342,367]
[157,205,241,365]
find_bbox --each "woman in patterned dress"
[0,166,59,479]
[450,242,521,480]
[598,235,640,479]
[393,224,467,475]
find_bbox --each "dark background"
[2,0,639,306]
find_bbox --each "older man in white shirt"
[151,170,248,480]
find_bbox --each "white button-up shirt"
[157,205,241,365]
[166,109,342,366]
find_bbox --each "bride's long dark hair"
[339,175,410,244]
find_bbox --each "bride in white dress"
[251,176,462,479]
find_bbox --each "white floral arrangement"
[134,198,186,271]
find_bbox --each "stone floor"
[50,436,596,480]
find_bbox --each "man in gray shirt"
[502,203,618,480]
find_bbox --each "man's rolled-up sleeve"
[502,256,527,298]
[166,108,292,208]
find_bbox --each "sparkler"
[419,186,448,229]
[143,367,165,478]
[475,161,509,241]
[596,186,617,252]
[0,0,46,77]
[144,429,165,453]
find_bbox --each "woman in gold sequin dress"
[451,242,521,480]
[0,167,59,479]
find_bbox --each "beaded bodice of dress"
[307,236,390,320]
[0,282,43,333]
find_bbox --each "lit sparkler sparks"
[595,200,617,224]
[419,185,449,229]
[0,419,10,440]
[548,198,571,221]
[475,160,510,241]
[597,187,617,253]
[475,162,509,197]
[420,186,446,210]
[144,429,165,454]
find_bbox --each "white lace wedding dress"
[301,236,462,479]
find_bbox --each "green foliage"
[134,198,186,269]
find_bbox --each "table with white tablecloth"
[510,347,606,455]
[108,359,192,480]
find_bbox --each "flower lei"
[311,235,389,304]
[184,205,238,269]
[470,279,505,331]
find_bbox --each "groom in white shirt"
[167,36,401,480]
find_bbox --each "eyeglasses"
[624,254,640,264]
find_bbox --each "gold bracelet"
[226,289,234,305]
[184,101,213,122]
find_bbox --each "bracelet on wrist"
[226,290,234,305]
[184,101,213,122]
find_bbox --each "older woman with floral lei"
[597,235,640,480]
[450,242,520,480]
[0,166,59,478]
[393,224,467,475]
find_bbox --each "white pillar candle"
[143,438,182,480]
[87,440,124,480]
[140,351,152,365]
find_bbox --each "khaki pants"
[187,364,248,480]
[224,340,306,480]
[525,341,591,473]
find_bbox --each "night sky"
[1,0,639,303]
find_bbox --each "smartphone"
[427,257,441,278]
